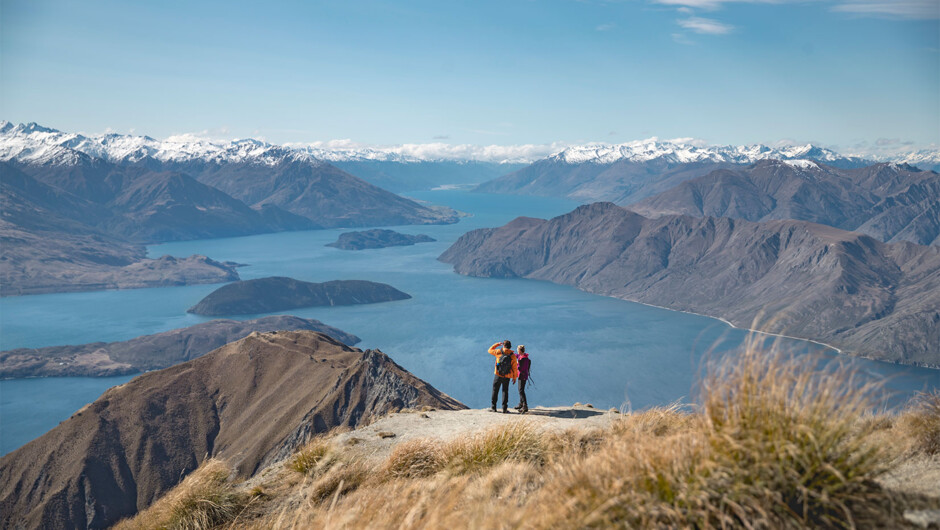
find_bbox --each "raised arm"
[488,342,503,357]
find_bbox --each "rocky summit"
[0,330,466,530]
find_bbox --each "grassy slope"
[116,339,940,529]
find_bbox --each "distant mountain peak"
[1,121,937,169]
[546,139,861,167]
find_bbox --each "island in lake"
[0,315,359,378]
[326,228,436,250]
[188,276,412,316]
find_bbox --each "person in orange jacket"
[488,340,519,413]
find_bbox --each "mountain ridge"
[0,330,466,530]
[440,203,940,367]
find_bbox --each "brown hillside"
[0,331,465,530]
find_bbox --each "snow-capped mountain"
[0,121,318,167]
[546,138,870,167]
[2,120,936,172]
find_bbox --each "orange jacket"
[488,342,519,380]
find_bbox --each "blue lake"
[1,190,937,455]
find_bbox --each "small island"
[326,229,436,250]
[187,276,411,316]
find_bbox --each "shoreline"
[617,297,845,355]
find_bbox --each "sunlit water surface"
[1,190,936,455]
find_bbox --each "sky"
[1,0,938,156]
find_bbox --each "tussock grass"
[307,460,370,503]
[114,459,248,530]
[897,390,940,455]
[133,337,937,529]
[382,439,446,479]
[289,437,331,474]
[443,421,547,475]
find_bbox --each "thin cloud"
[832,0,940,19]
[596,22,617,30]
[653,0,804,8]
[652,0,939,19]
[672,32,697,44]
[678,16,734,33]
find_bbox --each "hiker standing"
[488,340,518,413]
[515,345,530,414]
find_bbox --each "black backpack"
[496,352,513,376]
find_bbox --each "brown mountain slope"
[440,202,940,366]
[0,162,240,296]
[629,160,940,246]
[0,331,465,530]
[0,315,360,378]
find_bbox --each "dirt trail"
[332,405,619,462]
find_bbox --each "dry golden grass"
[114,459,250,530]
[442,421,548,476]
[289,437,331,474]
[126,337,938,530]
[896,390,940,456]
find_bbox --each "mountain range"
[475,139,940,206]
[440,202,940,367]
[630,160,940,246]
[0,330,466,529]
[0,122,460,296]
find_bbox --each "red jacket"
[488,342,519,380]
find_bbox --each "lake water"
[1,190,937,456]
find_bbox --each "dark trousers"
[518,379,528,409]
[491,375,510,409]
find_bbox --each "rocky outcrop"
[0,316,359,378]
[629,160,940,246]
[440,202,940,367]
[188,277,411,316]
[326,229,435,250]
[0,331,466,530]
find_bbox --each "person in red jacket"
[488,340,518,413]
[514,345,531,413]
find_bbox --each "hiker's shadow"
[527,408,605,419]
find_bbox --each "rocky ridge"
[0,330,466,529]
[629,160,940,246]
[0,316,359,378]
[440,203,940,367]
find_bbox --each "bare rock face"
[326,228,436,250]
[187,277,411,316]
[440,202,940,367]
[0,331,466,530]
[0,315,360,378]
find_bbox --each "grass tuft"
[290,437,331,474]
[382,439,446,479]
[898,390,940,455]
[443,422,547,476]
[113,459,247,530]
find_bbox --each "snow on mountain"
[547,138,870,167]
[0,122,318,167]
[0,121,936,169]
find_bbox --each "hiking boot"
[503,408,509,414]
[489,406,497,412]
[514,404,522,410]
[521,407,529,414]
